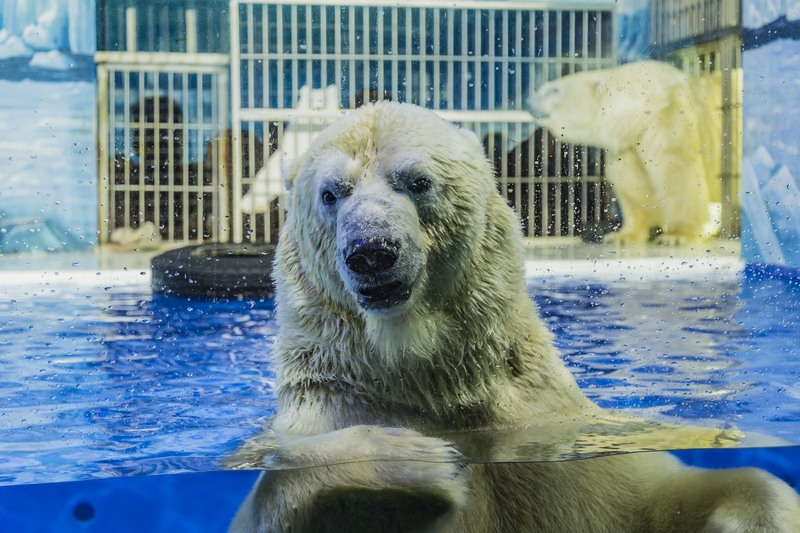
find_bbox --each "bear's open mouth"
[356,280,411,310]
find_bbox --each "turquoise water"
[0,265,798,530]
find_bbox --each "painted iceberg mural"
[0,0,96,253]
[0,0,95,57]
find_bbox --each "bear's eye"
[321,190,337,205]
[408,176,432,195]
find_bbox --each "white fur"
[230,102,800,532]
[529,61,721,245]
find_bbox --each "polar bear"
[229,102,800,532]
[241,85,341,213]
[529,61,721,245]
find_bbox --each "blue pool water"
[0,263,798,531]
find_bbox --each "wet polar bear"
[529,61,720,245]
[230,102,800,532]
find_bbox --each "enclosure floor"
[0,248,160,273]
[522,238,742,280]
[0,239,743,283]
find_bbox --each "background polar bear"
[230,102,800,532]
[529,61,721,245]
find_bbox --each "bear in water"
[230,102,800,532]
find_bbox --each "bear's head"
[276,102,525,363]
[528,62,680,152]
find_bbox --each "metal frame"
[229,0,617,242]
[96,6,230,245]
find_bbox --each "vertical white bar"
[152,72,162,237]
[461,10,468,109]
[247,4,256,108]
[555,11,564,236]
[405,7,412,104]
[391,7,398,101]
[203,71,213,242]
[568,10,575,73]
[277,5,285,109]
[501,4,509,197]
[515,9,521,111]
[335,6,343,105]
[446,7,454,110]
[167,71,177,242]
[348,5,356,106]
[137,71,146,231]
[193,72,204,243]
[432,8,440,108]
[186,8,198,54]
[515,119,523,233]
[474,10,482,111]
[594,8,602,225]
[262,3,269,109]
[123,71,132,231]
[378,6,385,102]
[528,11,537,235]
[229,0,242,242]
[183,72,193,242]
[258,6,267,240]
[217,68,229,243]
[97,65,111,244]
[486,8,494,110]
[305,4,312,95]
[580,10,589,232]
[126,7,137,52]
[362,6,369,106]
[419,7,427,105]
[260,7,269,239]
[321,5,328,88]
[541,10,550,235]
[248,3,259,241]
[496,9,506,209]
[567,11,576,237]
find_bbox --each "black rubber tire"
[151,242,276,299]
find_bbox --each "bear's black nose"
[345,239,399,275]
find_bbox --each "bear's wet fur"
[230,102,800,532]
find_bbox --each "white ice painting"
[0,0,96,253]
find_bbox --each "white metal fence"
[230,0,617,242]
[97,4,232,245]
[650,0,738,47]
[97,57,230,244]
[98,1,617,245]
